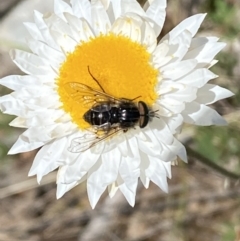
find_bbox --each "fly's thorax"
[117,102,140,129]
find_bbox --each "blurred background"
[0,0,240,240]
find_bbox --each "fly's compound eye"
[138,101,149,128]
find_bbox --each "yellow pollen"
[57,34,158,129]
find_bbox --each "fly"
[65,66,158,152]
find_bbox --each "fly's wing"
[68,127,123,152]
[65,82,123,107]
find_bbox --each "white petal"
[141,20,157,53]
[54,0,73,18]
[8,124,74,154]
[116,135,132,157]
[162,114,183,134]
[49,29,77,54]
[161,59,198,81]
[10,49,56,77]
[128,135,141,158]
[99,0,110,10]
[0,75,41,91]
[10,109,66,128]
[189,37,219,51]
[0,94,31,117]
[157,92,186,114]
[118,146,140,206]
[60,149,101,184]
[139,152,150,188]
[168,138,187,163]
[70,0,92,24]
[23,22,44,42]
[111,15,141,43]
[56,182,78,199]
[9,132,44,155]
[10,87,59,109]
[91,0,111,35]
[153,41,169,59]
[161,14,206,43]
[108,182,119,198]
[162,85,197,103]
[27,39,65,71]
[167,30,192,61]
[42,14,78,53]
[139,125,177,163]
[118,177,138,207]
[120,0,146,17]
[28,137,67,181]
[44,14,75,39]
[162,161,172,178]
[151,172,168,192]
[152,41,172,68]
[9,117,26,128]
[138,127,164,157]
[149,118,174,146]
[144,0,166,36]
[108,0,121,20]
[87,148,121,208]
[178,68,218,88]
[56,173,82,199]
[182,102,227,126]
[33,11,59,50]
[209,59,218,68]
[63,13,95,42]
[147,156,168,192]
[184,41,226,63]
[196,84,234,105]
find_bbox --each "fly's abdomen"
[84,109,110,126]
[93,111,110,126]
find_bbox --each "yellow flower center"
[57,34,158,129]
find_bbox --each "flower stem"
[186,146,240,180]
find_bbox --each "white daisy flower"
[0,0,233,208]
